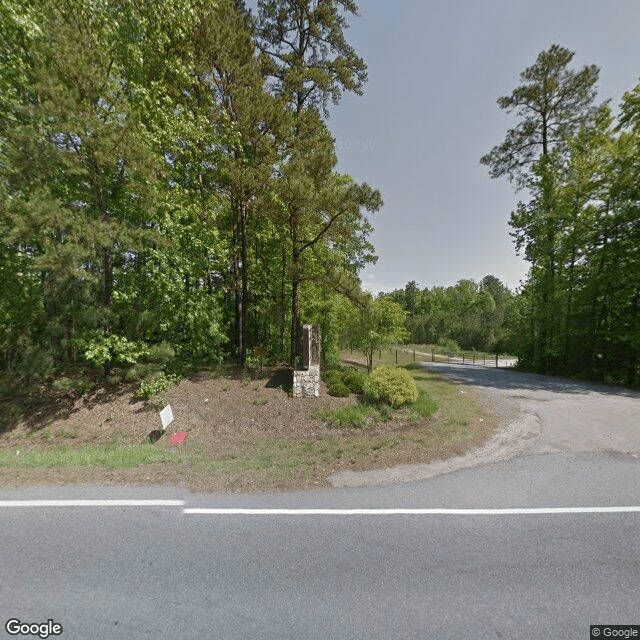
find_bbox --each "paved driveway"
[330,362,640,487]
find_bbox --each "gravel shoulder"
[329,362,640,488]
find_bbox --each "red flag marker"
[169,431,188,444]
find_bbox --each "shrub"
[319,404,376,428]
[77,332,149,369]
[442,339,460,353]
[364,365,418,407]
[146,341,175,366]
[322,369,342,387]
[327,381,351,397]
[340,367,366,394]
[135,371,180,401]
[16,346,55,382]
[52,377,75,394]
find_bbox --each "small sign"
[160,405,174,430]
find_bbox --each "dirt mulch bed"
[0,365,497,493]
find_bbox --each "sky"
[247,1,640,294]
[312,0,640,294]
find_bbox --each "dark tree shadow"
[264,367,293,391]
[146,429,165,444]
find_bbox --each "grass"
[402,343,517,361]
[0,442,189,469]
[313,403,382,429]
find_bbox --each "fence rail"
[392,347,517,368]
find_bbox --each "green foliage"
[76,333,150,370]
[482,44,640,383]
[442,339,461,353]
[51,377,75,394]
[323,366,366,397]
[322,369,342,387]
[135,372,180,401]
[15,345,54,382]
[389,277,513,352]
[340,367,366,394]
[314,403,380,429]
[0,0,381,383]
[327,381,351,398]
[413,388,439,418]
[364,365,418,408]
[347,296,409,372]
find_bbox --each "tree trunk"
[290,269,300,368]
[231,197,243,366]
[279,243,286,358]
[290,211,302,368]
[240,200,249,367]
[101,246,113,320]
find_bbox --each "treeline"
[0,0,381,384]
[483,45,640,385]
[382,276,514,353]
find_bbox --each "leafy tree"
[0,0,383,389]
[347,296,408,372]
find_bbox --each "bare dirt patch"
[0,364,498,493]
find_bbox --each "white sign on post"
[159,404,174,430]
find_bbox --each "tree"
[481,44,601,371]
[254,0,367,117]
[1,0,168,374]
[254,0,373,365]
[188,0,285,365]
[0,0,383,386]
[0,0,230,377]
[347,297,408,372]
[481,44,600,188]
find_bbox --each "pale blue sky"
[250,1,640,293]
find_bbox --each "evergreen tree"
[254,0,373,365]
[482,45,601,371]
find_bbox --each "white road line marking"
[0,500,185,507]
[1,503,638,515]
[183,507,640,515]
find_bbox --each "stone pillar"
[293,324,321,397]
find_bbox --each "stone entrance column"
[293,325,321,397]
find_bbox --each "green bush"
[327,381,351,397]
[146,341,175,366]
[442,339,460,353]
[16,346,55,382]
[364,365,418,407]
[135,371,180,401]
[322,369,342,387]
[52,377,75,394]
[340,367,366,394]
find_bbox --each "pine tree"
[482,45,601,371]
[254,0,372,365]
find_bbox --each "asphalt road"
[2,366,640,639]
